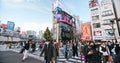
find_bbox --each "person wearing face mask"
[40,40,54,63]
[87,41,102,63]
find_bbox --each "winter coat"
[52,43,59,59]
[40,42,54,61]
[87,46,101,63]
[24,43,30,50]
[72,44,78,56]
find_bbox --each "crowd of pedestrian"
[59,40,120,63]
[81,40,120,63]
[18,39,120,63]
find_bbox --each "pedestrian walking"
[72,41,78,58]
[39,42,44,51]
[21,40,30,62]
[99,41,110,63]
[31,41,36,53]
[113,42,120,63]
[69,40,73,58]
[51,40,59,63]
[65,41,70,59]
[114,48,120,63]
[40,40,54,63]
[82,41,89,63]
[87,41,101,63]
[19,41,25,53]
[9,42,12,49]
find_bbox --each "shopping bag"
[108,56,113,62]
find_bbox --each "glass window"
[91,8,98,15]
[92,15,99,21]
[93,23,100,28]
[105,29,114,36]
[102,10,113,17]
[103,19,112,25]
[101,0,111,6]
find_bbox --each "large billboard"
[1,23,8,28]
[7,21,15,31]
[56,11,73,25]
[81,23,92,40]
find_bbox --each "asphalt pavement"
[0,51,44,63]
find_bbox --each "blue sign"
[7,21,15,30]
[55,6,62,11]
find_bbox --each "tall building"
[89,0,103,41]
[26,30,36,40]
[89,0,120,42]
[52,0,76,43]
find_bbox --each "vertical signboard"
[81,23,92,40]
[7,21,15,31]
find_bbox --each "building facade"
[89,0,120,42]
[26,30,36,40]
[52,0,76,43]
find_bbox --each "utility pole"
[111,0,120,36]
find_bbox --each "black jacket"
[24,43,29,50]
[40,43,53,60]
[87,46,101,63]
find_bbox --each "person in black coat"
[31,42,36,53]
[82,41,89,63]
[72,41,78,57]
[87,41,101,63]
[22,40,30,62]
[40,40,54,63]
[114,42,120,63]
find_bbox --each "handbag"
[108,56,113,62]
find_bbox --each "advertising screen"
[81,24,92,40]
[7,21,15,30]
[57,11,73,25]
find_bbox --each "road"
[0,44,83,63]
[0,51,44,63]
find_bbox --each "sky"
[0,0,91,34]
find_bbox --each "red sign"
[81,23,92,40]
[2,23,8,28]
